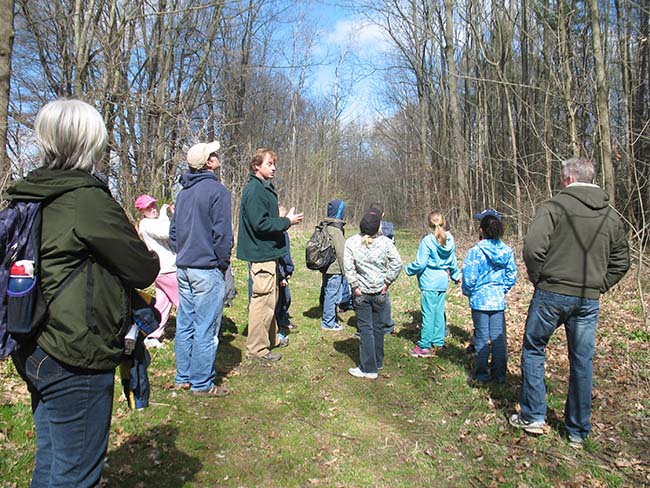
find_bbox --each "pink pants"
[148,272,180,339]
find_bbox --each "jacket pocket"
[251,261,276,296]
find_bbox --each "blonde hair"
[35,99,108,171]
[428,211,447,246]
[361,235,375,247]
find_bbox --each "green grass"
[1,229,647,487]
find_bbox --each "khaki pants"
[246,260,279,357]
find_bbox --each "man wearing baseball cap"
[170,141,233,396]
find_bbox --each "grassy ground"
[1,229,649,487]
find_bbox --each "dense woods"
[0,0,648,240]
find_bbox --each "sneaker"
[144,337,163,349]
[321,323,343,331]
[275,336,289,348]
[173,382,191,390]
[348,366,378,379]
[285,323,298,330]
[410,345,432,357]
[568,436,584,449]
[247,352,282,362]
[508,413,546,434]
[192,385,229,397]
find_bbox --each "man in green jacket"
[509,157,630,448]
[237,148,303,361]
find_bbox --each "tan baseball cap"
[187,141,221,170]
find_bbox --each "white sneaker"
[508,413,546,434]
[144,337,163,349]
[348,367,378,379]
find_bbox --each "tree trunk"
[0,0,14,183]
[588,0,615,201]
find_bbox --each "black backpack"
[0,201,48,357]
[305,221,341,271]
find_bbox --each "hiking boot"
[508,414,546,434]
[247,352,282,362]
[410,345,432,357]
[348,366,378,379]
[192,385,229,397]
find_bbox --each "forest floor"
[1,230,649,487]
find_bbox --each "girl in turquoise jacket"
[405,211,460,356]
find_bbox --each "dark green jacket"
[5,168,159,370]
[236,174,290,262]
[523,184,629,299]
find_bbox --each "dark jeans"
[354,292,387,373]
[12,345,114,488]
[520,288,599,441]
[382,292,395,333]
[275,283,291,327]
[471,309,507,383]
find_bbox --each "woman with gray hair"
[5,99,159,487]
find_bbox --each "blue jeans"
[12,345,114,488]
[471,309,507,383]
[321,274,343,328]
[354,293,387,373]
[339,277,353,311]
[520,288,599,440]
[175,267,225,391]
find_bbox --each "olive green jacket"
[523,184,629,300]
[5,169,159,370]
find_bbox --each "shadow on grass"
[220,315,238,336]
[302,305,322,319]
[332,337,359,365]
[215,332,242,380]
[103,425,201,487]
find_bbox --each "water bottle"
[8,260,36,294]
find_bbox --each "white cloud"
[326,17,391,53]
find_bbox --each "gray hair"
[561,157,595,184]
[35,99,108,171]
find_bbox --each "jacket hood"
[4,168,107,202]
[327,199,346,219]
[427,232,454,258]
[561,184,609,210]
[179,170,219,189]
[477,239,512,267]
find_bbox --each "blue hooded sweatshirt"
[405,231,460,291]
[170,170,233,270]
[461,239,517,311]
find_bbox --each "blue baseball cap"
[473,209,502,221]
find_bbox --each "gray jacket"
[344,234,402,294]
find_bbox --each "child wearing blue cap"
[462,210,517,384]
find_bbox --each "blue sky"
[306,2,392,123]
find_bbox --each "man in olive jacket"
[237,148,303,361]
[509,158,630,447]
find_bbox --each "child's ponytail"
[428,211,447,246]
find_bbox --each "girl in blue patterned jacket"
[462,211,517,384]
[405,211,460,357]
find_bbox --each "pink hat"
[135,194,157,210]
